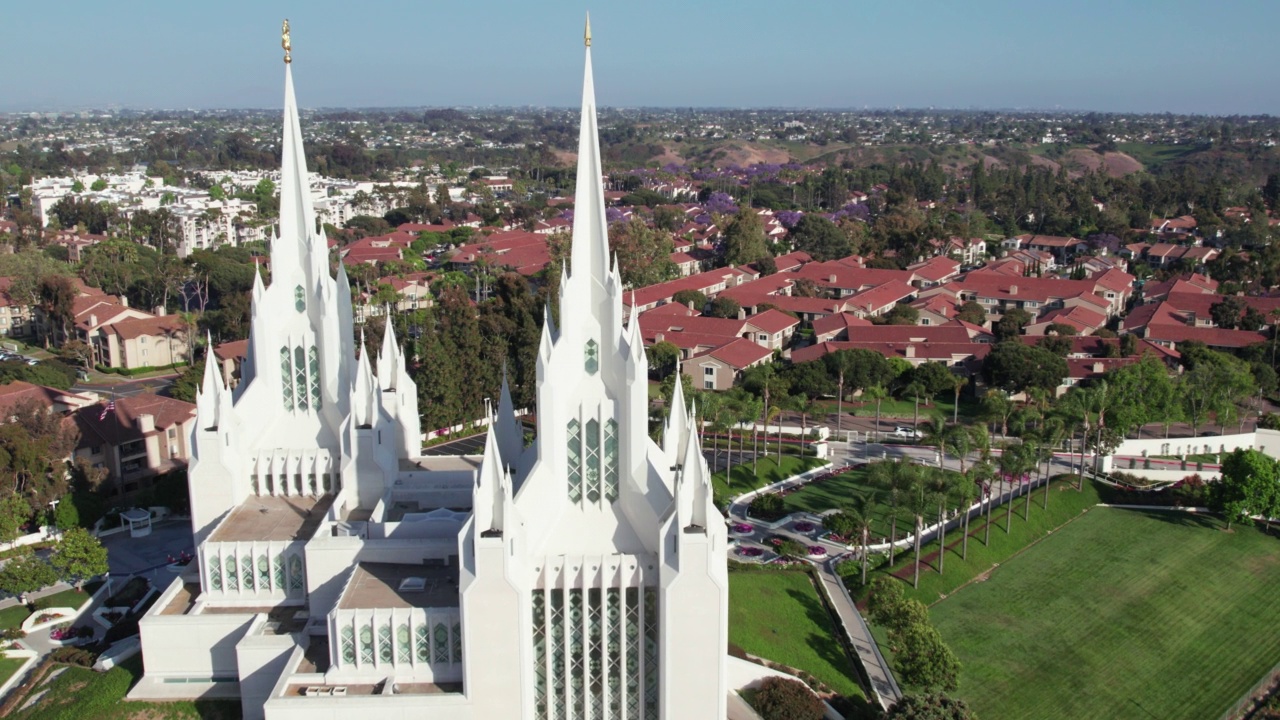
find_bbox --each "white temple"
[131,19,730,720]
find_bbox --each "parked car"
[891,426,923,440]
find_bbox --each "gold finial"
[282,19,292,64]
[584,13,591,47]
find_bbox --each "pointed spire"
[274,25,320,280]
[377,306,399,388]
[584,12,592,47]
[567,18,610,291]
[664,361,691,467]
[475,407,507,534]
[251,262,265,300]
[196,332,222,428]
[495,364,522,467]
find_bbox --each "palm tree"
[951,374,967,424]
[1038,416,1067,509]
[943,424,976,476]
[1061,388,1093,490]
[919,416,948,462]
[999,443,1035,532]
[1021,439,1041,520]
[972,459,997,546]
[955,470,979,561]
[766,404,782,460]
[905,381,927,430]
[871,460,916,566]
[850,497,875,587]
[925,469,955,575]
[905,479,931,589]
[864,384,889,441]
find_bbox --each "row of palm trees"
[845,419,1071,590]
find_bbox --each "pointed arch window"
[585,339,599,375]
[396,623,412,664]
[208,555,222,591]
[294,346,308,412]
[567,419,582,503]
[340,625,356,665]
[294,285,306,313]
[308,346,321,409]
[585,418,601,503]
[279,346,294,411]
[604,419,619,501]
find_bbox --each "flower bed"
[807,545,827,557]
[731,523,754,534]
[20,607,77,633]
[737,546,764,558]
[793,521,818,533]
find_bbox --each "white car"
[891,426,923,440]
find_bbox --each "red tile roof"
[705,338,773,369]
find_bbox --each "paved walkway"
[816,560,901,708]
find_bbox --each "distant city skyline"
[6,0,1278,115]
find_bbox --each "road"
[72,374,178,399]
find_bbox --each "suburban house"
[0,278,35,338]
[212,339,249,389]
[682,337,774,390]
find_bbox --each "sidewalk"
[816,562,902,708]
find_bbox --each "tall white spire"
[567,13,610,295]
[273,21,321,281]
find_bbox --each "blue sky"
[4,0,1277,113]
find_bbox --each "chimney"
[120,296,129,308]
[137,413,155,434]
[89,314,97,327]
[687,301,694,311]
[153,306,166,317]
[655,333,664,343]
[905,345,916,359]
[828,274,837,283]
[1008,285,1018,295]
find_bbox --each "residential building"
[72,393,197,494]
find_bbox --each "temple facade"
[132,20,729,720]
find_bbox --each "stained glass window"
[604,419,619,501]
[294,346,308,412]
[288,554,304,591]
[533,591,548,720]
[585,339,599,374]
[585,418,601,503]
[308,346,321,409]
[225,555,238,591]
[279,346,293,411]
[272,554,284,590]
[241,555,254,590]
[608,588,622,715]
[434,623,450,664]
[397,623,411,664]
[294,285,306,313]
[257,555,270,590]
[551,590,566,718]
[359,625,374,664]
[451,622,462,663]
[208,555,221,591]
[567,419,582,503]
[625,588,640,717]
[378,622,393,663]
[644,588,659,719]
[341,626,355,665]
[416,623,431,663]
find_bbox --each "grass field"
[712,454,825,506]
[728,569,863,698]
[0,656,28,687]
[850,479,1102,603]
[10,656,241,720]
[930,508,1280,720]
[1115,141,1200,169]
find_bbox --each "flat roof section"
[399,455,482,473]
[337,562,459,611]
[210,494,335,543]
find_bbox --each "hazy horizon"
[5,0,1277,115]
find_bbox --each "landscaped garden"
[926,507,1280,720]
[0,582,103,631]
[780,465,967,544]
[712,454,826,506]
[728,568,863,700]
[6,656,241,720]
[0,655,27,687]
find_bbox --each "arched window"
[585,418,601,503]
[585,339,599,375]
[288,554,304,591]
[378,622,393,663]
[294,346,308,412]
[279,346,294,411]
[208,555,222,591]
[224,555,238,591]
[308,346,321,409]
[257,555,270,590]
[567,419,582,503]
[604,419,619,501]
[294,285,306,313]
[340,625,356,665]
[397,623,411,663]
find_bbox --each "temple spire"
[273,21,321,281]
[566,17,610,296]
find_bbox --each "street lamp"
[48,499,60,537]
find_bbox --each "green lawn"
[830,395,979,422]
[1115,141,1200,169]
[713,454,826,506]
[33,588,94,612]
[781,466,961,542]
[11,656,241,720]
[0,604,30,631]
[728,569,863,699]
[851,479,1102,604]
[929,508,1280,720]
[0,655,28,687]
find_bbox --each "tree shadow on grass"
[784,587,859,687]
[1111,507,1228,532]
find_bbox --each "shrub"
[748,493,785,521]
[49,646,97,667]
[1,628,25,641]
[886,693,977,719]
[751,676,825,720]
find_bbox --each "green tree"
[883,303,920,326]
[982,341,1067,395]
[90,178,108,192]
[0,549,57,599]
[1214,449,1280,530]
[707,296,741,319]
[607,217,677,287]
[895,623,961,691]
[955,301,987,327]
[50,527,109,589]
[993,307,1033,340]
[0,493,31,545]
[721,208,770,266]
[645,341,680,378]
[789,215,852,261]
[671,289,706,309]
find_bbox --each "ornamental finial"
[282,19,292,64]
[584,13,591,47]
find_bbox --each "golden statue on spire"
[282,19,292,64]
[584,12,591,47]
